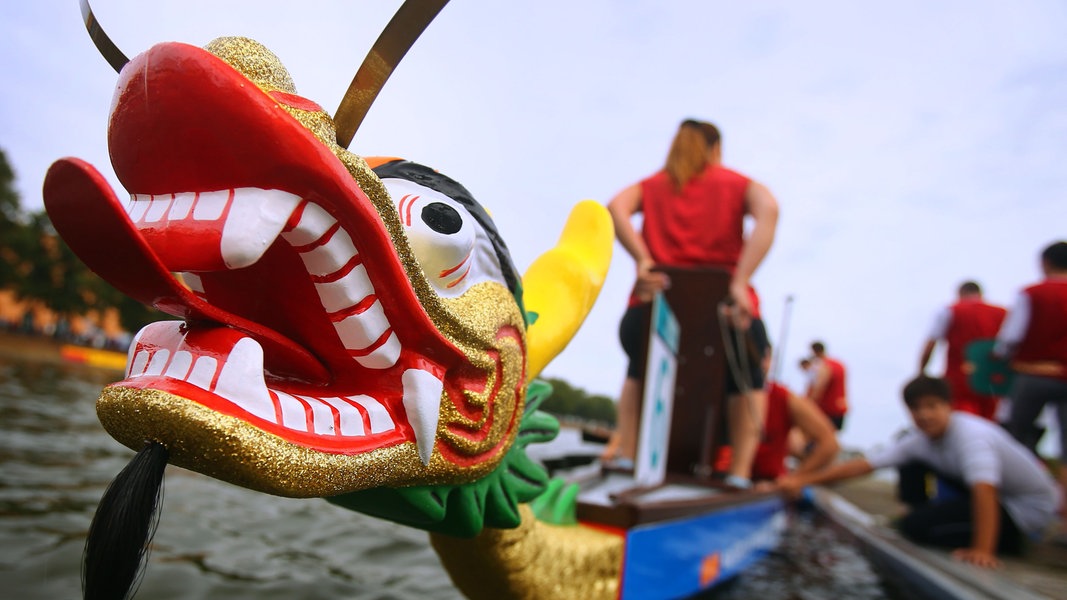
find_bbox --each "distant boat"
[59,344,127,371]
[581,425,612,445]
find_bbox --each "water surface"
[1,355,903,599]
[0,357,461,600]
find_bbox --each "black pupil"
[421,202,463,235]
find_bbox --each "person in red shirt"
[601,119,779,490]
[919,281,1007,420]
[750,377,840,483]
[996,241,1067,511]
[808,341,848,430]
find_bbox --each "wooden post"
[643,267,731,479]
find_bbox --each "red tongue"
[43,157,328,382]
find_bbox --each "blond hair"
[664,119,721,191]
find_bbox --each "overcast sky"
[3,1,1066,454]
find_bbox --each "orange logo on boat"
[700,552,721,587]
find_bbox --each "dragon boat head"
[44,36,612,537]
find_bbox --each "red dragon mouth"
[43,40,523,476]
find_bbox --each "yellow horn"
[522,200,613,381]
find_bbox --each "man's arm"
[994,292,1031,359]
[786,392,840,475]
[730,181,778,316]
[920,308,951,373]
[606,184,648,267]
[952,482,1001,569]
[606,184,666,302]
[777,457,873,499]
[919,339,937,374]
[808,361,831,405]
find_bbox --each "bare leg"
[1058,465,1067,519]
[726,389,768,481]
[787,427,809,460]
[601,377,642,462]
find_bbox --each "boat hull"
[619,496,786,599]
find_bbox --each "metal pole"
[769,295,795,384]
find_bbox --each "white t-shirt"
[994,291,1032,357]
[926,306,953,341]
[867,412,1060,534]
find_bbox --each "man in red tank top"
[919,281,1007,420]
[601,119,779,491]
[750,380,840,482]
[996,241,1067,512]
[808,341,847,430]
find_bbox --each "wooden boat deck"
[815,475,1067,600]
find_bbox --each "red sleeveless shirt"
[945,300,1007,380]
[813,358,847,418]
[751,383,792,480]
[639,165,750,269]
[1015,280,1067,378]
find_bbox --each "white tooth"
[126,321,188,378]
[299,228,359,277]
[315,264,375,313]
[181,272,204,294]
[212,338,275,422]
[348,395,394,434]
[144,194,171,223]
[281,202,336,246]
[187,356,218,390]
[274,391,310,432]
[165,350,194,380]
[129,350,149,377]
[297,395,337,434]
[320,397,366,436]
[144,349,170,376]
[334,301,389,350]
[169,192,195,220]
[355,333,401,370]
[125,341,138,375]
[192,190,229,221]
[401,369,443,465]
[128,194,150,222]
[220,188,302,269]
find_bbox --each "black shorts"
[619,303,652,380]
[619,302,769,394]
[723,316,768,396]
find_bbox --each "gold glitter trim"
[430,505,623,600]
[93,38,529,495]
[99,386,500,497]
[205,37,296,93]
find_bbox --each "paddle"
[964,338,1014,396]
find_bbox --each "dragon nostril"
[421,202,463,235]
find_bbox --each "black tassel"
[83,441,169,600]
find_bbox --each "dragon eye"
[382,176,507,299]
[421,202,463,235]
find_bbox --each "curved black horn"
[78,0,447,146]
[79,0,130,73]
[333,0,449,149]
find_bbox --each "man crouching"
[778,375,1060,568]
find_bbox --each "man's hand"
[752,480,778,493]
[952,547,1001,569]
[634,260,669,302]
[727,280,753,330]
[775,474,805,500]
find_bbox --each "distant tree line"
[540,377,617,426]
[0,147,164,333]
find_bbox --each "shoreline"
[0,330,126,372]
